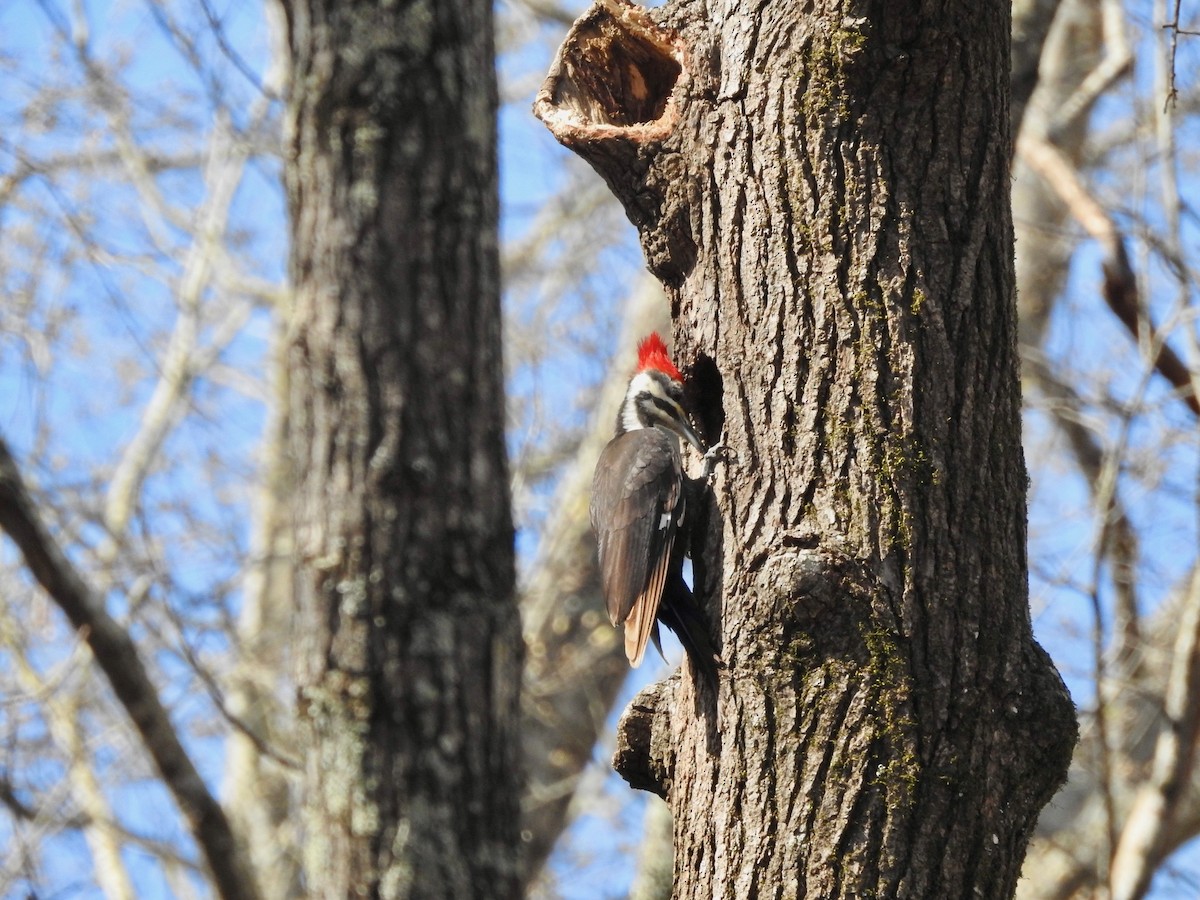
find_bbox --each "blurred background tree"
[0,0,1196,898]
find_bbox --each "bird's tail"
[657,575,722,692]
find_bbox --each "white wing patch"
[658,511,671,530]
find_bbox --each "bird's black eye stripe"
[646,395,681,420]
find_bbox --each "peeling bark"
[537,2,1077,897]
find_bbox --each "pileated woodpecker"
[590,333,720,687]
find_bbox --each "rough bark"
[281,1,522,896]
[536,1,1077,898]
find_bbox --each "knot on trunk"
[745,541,907,687]
[534,0,697,284]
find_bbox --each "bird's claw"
[701,438,733,481]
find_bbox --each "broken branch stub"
[612,676,676,799]
[534,0,695,283]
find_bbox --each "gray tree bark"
[537,1,1078,897]
[280,1,523,896]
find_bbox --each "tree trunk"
[280,1,522,896]
[536,1,1077,897]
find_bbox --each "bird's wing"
[590,429,682,667]
[622,527,674,667]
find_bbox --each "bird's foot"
[701,438,733,481]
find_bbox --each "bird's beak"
[669,407,706,454]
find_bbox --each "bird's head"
[618,333,705,452]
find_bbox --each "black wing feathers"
[590,430,682,666]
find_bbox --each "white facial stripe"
[647,400,686,428]
[621,395,644,432]
[629,371,669,400]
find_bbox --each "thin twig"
[198,0,278,99]
[157,599,301,771]
[1162,0,1184,110]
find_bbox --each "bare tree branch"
[101,114,257,555]
[1019,572,1200,899]
[1025,356,1142,658]
[0,771,206,875]
[1011,0,1065,141]
[0,436,261,900]
[0,613,135,900]
[1018,133,1199,417]
[1109,568,1200,900]
[222,327,301,900]
[1048,0,1132,138]
[1014,0,1106,349]
[1162,0,1185,109]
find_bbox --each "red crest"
[636,333,683,382]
